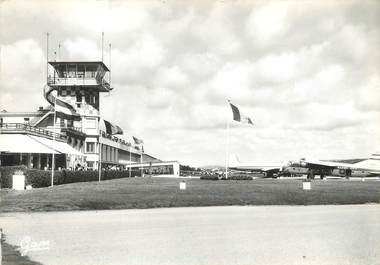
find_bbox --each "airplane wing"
[229,154,282,172]
[304,159,352,169]
[229,165,281,172]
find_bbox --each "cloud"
[0,39,45,111]
[355,75,380,112]
[246,1,290,48]
[154,66,189,89]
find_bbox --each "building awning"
[29,135,83,156]
[0,134,58,154]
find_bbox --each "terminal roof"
[48,61,110,71]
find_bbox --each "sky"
[0,0,379,166]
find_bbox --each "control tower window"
[76,91,82,103]
[90,95,96,104]
[77,65,85,78]
[68,65,76,78]
[85,65,97,78]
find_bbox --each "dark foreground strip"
[1,235,43,265]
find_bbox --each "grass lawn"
[0,177,379,212]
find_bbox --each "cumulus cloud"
[246,1,290,48]
[1,0,379,165]
[0,39,45,111]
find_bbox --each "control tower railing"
[47,77,111,91]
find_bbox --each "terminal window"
[86,142,95,153]
[85,118,96,129]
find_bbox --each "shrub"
[61,170,99,184]
[0,167,142,189]
[27,169,62,187]
[103,170,141,180]
[200,175,219,180]
[228,175,253,180]
[0,165,28,188]
[199,174,254,181]
[103,170,127,180]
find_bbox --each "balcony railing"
[60,126,86,139]
[0,123,66,142]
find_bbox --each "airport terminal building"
[0,60,180,177]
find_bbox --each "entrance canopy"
[0,134,58,154]
[29,135,83,156]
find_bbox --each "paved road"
[1,205,380,265]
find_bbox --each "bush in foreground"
[27,169,63,187]
[200,174,254,181]
[229,175,253,180]
[0,166,141,188]
[0,165,28,188]
[200,175,219,180]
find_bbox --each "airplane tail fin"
[354,151,380,169]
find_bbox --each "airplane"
[228,154,284,178]
[282,152,380,179]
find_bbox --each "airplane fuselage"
[284,164,378,178]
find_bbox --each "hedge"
[200,175,220,180]
[0,165,28,188]
[200,174,253,181]
[27,169,63,187]
[0,166,142,188]
[228,175,253,180]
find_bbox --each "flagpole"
[129,148,131,178]
[98,130,102,182]
[140,144,143,177]
[225,100,231,179]
[51,95,57,187]
[46,32,56,187]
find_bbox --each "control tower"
[46,61,120,169]
[47,61,111,116]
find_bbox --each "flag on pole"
[133,136,144,145]
[229,102,254,125]
[103,119,123,135]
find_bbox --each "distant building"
[0,60,180,177]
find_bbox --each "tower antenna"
[101,32,104,62]
[46,32,49,83]
[109,43,111,86]
[58,42,61,60]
